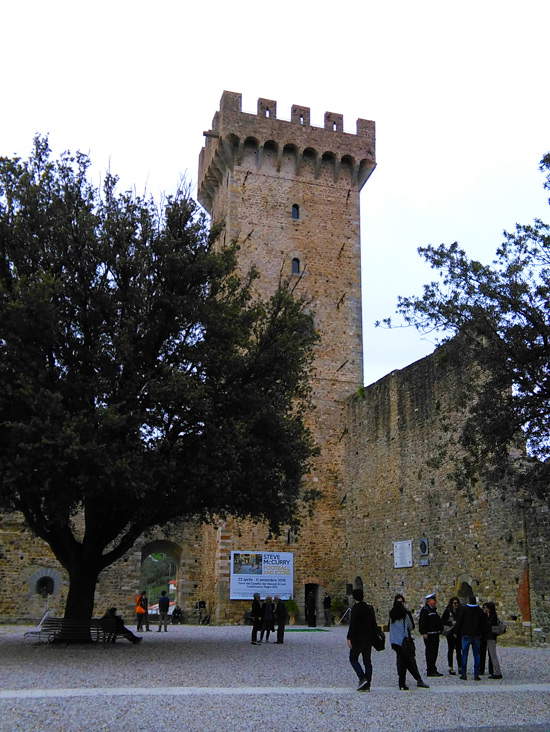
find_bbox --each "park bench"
[25,616,126,644]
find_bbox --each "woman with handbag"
[483,601,504,679]
[441,597,462,675]
[389,594,430,691]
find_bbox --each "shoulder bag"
[372,625,385,652]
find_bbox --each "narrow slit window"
[291,204,300,219]
[333,122,337,131]
[291,257,300,275]
[300,115,304,125]
[266,109,270,118]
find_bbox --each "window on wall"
[291,258,300,275]
[291,204,300,220]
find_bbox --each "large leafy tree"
[0,137,318,620]
[383,154,549,495]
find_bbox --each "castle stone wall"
[342,346,550,643]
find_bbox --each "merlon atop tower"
[198,91,376,212]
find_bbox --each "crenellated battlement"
[198,91,375,212]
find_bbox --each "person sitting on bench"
[101,607,142,644]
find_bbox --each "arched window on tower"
[291,204,300,219]
[291,257,300,275]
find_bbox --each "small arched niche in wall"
[291,203,300,220]
[291,257,301,275]
[36,576,54,597]
[28,567,62,598]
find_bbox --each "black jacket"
[251,598,262,623]
[441,606,461,637]
[346,601,377,646]
[418,604,443,634]
[455,603,487,637]
[275,600,288,624]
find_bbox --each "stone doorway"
[140,540,182,615]
[305,582,319,627]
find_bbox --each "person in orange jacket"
[135,590,150,632]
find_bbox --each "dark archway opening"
[305,582,318,627]
[457,581,474,604]
[140,540,182,617]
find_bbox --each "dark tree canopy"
[0,137,318,619]
[383,154,549,495]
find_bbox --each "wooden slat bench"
[26,616,127,644]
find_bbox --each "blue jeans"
[349,644,372,682]
[461,635,481,677]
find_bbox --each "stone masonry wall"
[195,91,376,619]
[342,345,549,643]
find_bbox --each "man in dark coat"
[346,588,379,691]
[157,590,170,632]
[250,593,262,645]
[455,596,487,680]
[274,595,288,644]
[419,592,443,676]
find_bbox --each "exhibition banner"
[229,551,294,600]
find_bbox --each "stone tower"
[197,91,376,619]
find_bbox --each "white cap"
[425,592,436,600]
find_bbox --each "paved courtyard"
[0,623,549,731]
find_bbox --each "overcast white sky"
[2,0,548,385]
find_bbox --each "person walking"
[157,590,170,632]
[483,602,504,679]
[455,595,486,680]
[389,594,429,691]
[323,593,332,626]
[260,596,275,643]
[419,592,443,676]
[274,595,288,644]
[441,597,462,675]
[135,590,150,632]
[250,593,262,645]
[346,588,379,692]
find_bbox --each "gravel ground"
[0,624,549,731]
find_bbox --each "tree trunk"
[65,567,99,620]
[56,567,100,643]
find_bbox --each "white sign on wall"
[229,551,294,600]
[393,540,413,568]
